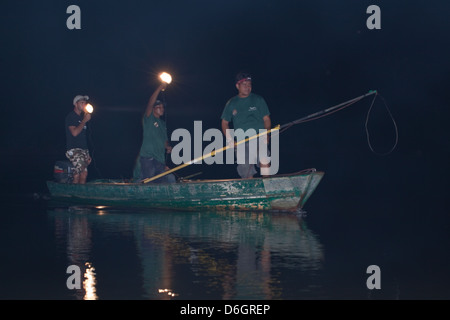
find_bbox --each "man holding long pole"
[221,72,272,178]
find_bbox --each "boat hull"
[46,170,324,212]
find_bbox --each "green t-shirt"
[139,113,168,164]
[221,93,270,137]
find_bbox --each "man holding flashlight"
[65,95,92,184]
[135,82,176,183]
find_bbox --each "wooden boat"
[46,169,324,213]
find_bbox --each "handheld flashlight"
[159,72,172,84]
[85,103,94,114]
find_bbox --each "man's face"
[236,80,252,97]
[76,100,87,112]
[154,104,165,116]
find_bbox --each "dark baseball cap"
[235,72,252,84]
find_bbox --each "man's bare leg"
[79,170,88,184]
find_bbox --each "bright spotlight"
[159,72,172,84]
[85,104,94,114]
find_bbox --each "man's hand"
[261,133,269,145]
[83,112,91,123]
[226,138,235,149]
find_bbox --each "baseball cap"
[73,95,89,106]
[235,72,252,84]
[154,100,164,107]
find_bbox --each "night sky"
[1,0,449,189]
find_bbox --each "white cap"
[73,95,89,106]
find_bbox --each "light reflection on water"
[83,262,98,300]
[48,207,324,300]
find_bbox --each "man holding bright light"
[135,75,176,183]
[65,95,92,184]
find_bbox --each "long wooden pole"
[142,90,377,183]
[142,125,280,183]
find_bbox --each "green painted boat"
[46,169,324,212]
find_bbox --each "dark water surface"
[1,154,449,301]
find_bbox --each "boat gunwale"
[47,168,324,187]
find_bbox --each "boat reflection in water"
[48,206,324,300]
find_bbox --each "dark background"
[0,0,450,182]
[1,0,449,184]
[0,0,449,209]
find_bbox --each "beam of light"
[159,72,172,84]
[83,262,98,300]
[85,103,94,114]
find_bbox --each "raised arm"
[144,83,167,117]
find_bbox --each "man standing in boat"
[65,95,92,184]
[221,72,272,178]
[134,83,176,183]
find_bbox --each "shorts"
[66,148,90,175]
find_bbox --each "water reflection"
[83,262,98,300]
[48,207,324,299]
[53,206,99,299]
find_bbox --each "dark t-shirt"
[65,111,88,150]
